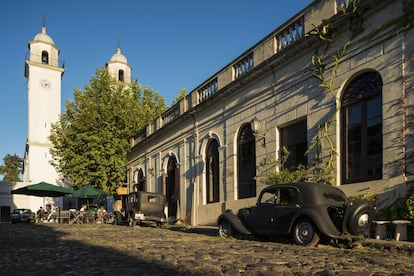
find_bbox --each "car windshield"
[13,209,29,214]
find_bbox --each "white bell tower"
[106,48,131,84]
[23,26,64,184]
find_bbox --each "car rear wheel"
[218,221,233,238]
[293,220,320,246]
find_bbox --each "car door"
[246,187,279,235]
[271,187,301,234]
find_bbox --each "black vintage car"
[114,191,167,227]
[217,182,373,246]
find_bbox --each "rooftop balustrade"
[131,0,342,146]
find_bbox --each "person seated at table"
[36,206,46,222]
[78,204,89,223]
[47,206,59,222]
[97,205,107,223]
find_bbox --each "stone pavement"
[0,223,413,275]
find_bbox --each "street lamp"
[250,117,266,146]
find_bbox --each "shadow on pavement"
[164,224,219,237]
[0,223,181,275]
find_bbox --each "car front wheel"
[293,220,320,246]
[218,221,233,238]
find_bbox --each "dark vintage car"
[217,182,374,246]
[11,208,34,224]
[113,191,167,227]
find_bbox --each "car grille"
[327,206,345,232]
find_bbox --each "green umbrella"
[11,181,74,197]
[11,181,74,208]
[72,185,108,208]
[72,185,107,198]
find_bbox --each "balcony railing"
[131,0,344,144]
[233,53,254,80]
[275,16,304,52]
[162,104,180,126]
[198,78,218,103]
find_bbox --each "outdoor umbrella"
[11,181,74,197]
[72,185,107,198]
[11,181,74,208]
[72,185,108,208]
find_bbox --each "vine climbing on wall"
[258,0,414,186]
[257,0,365,186]
[304,0,365,185]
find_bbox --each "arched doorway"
[137,168,145,191]
[166,156,179,219]
[206,139,219,203]
[132,168,145,192]
[238,123,256,199]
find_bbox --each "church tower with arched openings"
[106,48,131,84]
[23,26,64,184]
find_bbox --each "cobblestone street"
[1,223,413,275]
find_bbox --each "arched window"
[118,69,125,82]
[41,51,49,64]
[342,71,383,183]
[137,168,145,191]
[206,139,219,203]
[238,124,256,199]
[166,156,179,218]
[132,169,139,191]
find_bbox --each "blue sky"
[0,0,312,172]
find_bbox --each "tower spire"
[117,37,121,49]
[42,15,46,28]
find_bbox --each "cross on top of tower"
[117,37,121,49]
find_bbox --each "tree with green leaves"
[171,88,187,105]
[50,68,166,193]
[0,154,22,182]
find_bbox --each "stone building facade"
[126,0,414,226]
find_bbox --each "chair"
[58,210,71,224]
[70,212,83,224]
[83,211,96,224]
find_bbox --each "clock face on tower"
[40,79,50,89]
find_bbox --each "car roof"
[263,182,347,206]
